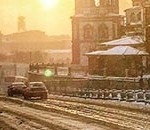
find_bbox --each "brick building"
[72,0,123,66]
[85,0,150,77]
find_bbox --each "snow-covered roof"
[107,13,123,17]
[85,50,105,56]
[85,46,148,56]
[125,6,142,11]
[100,36,144,46]
[45,49,72,54]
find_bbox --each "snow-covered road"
[0,95,150,130]
[0,98,110,130]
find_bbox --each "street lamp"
[141,1,150,73]
[142,1,150,42]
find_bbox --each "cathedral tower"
[75,0,96,15]
[18,16,26,32]
[132,0,145,6]
[99,0,119,14]
[72,0,122,66]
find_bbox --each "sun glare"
[40,0,58,10]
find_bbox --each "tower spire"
[75,0,96,14]
[18,16,26,32]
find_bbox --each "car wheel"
[42,94,47,99]
[24,95,29,100]
[8,90,13,97]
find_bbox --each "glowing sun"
[40,0,58,10]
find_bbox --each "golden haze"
[0,0,132,35]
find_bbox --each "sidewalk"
[0,85,6,95]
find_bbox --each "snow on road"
[0,95,150,130]
[0,100,110,130]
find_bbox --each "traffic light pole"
[142,2,150,53]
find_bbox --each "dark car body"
[103,90,111,99]
[7,82,27,96]
[135,90,145,102]
[23,82,48,99]
[119,90,126,101]
[126,90,135,102]
[145,90,150,104]
[110,90,120,100]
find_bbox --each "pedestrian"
[147,78,150,90]
[139,76,144,90]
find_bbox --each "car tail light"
[25,87,31,91]
[23,86,27,89]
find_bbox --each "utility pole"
[142,1,150,71]
[0,31,3,43]
[143,1,150,53]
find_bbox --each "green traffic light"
[44,69,53,77]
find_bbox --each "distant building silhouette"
[0,30,72,63]
[0,31,2,43]
[18,16,26,32]
[2,30,71,51]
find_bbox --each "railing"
[29,63,88,78]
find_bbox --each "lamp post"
[141,1,150,73]
[29,51,32,64]
[142,1,150,52]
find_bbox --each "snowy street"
[0,95,150,130]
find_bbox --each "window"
[95,0,100,6]
[137,12,141,21]
[98,24,108,40]
[83,24,93,40]
[4,77,15,83]
[130,13,136,23]
[108,0,112,5]
[4,76,27,83]
[100,0,107,6]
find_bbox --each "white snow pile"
[85,46,148,56]
[101,36,143,46]
[48,94,150,114]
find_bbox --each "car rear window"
[13,84,26,87]
[29,83,44,88]
[5,77,15,82]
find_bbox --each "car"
[23,82,48,100]
[97,90,103,99]
[145,90,150,104]
[2,76,27,94]
[110,90,120,100]
[78,89,86,98]
[103,89,111,100]
[7,82,27,97]
[89,90,99,99]
[126,90,136,102]
[135,90,145,102]
[119,90,126,101]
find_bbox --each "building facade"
[85,0,150,77]
[72,0,123,66]
[125,0,145,36]
[125,0,150,52]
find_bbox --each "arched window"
[130,13,136,23]
[100,0,107,6]
[108,0,112,5]
[98,24,108,40]
[86,0,95,7]
[83,24,93,40]
[102,0,112,5]
[95,0,100,6]
[137,12,141,21]
[112,0,118,5]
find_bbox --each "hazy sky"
[0,0,132,35]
